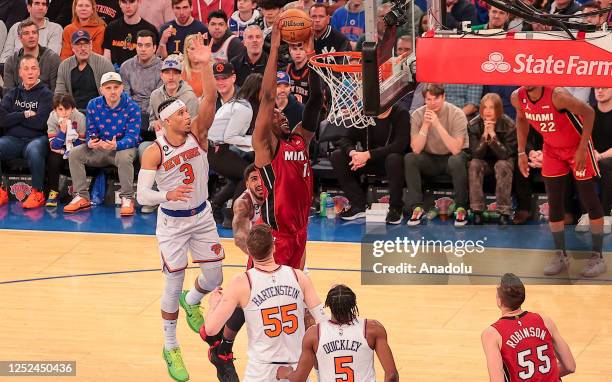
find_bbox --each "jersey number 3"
[334,356,354,382]
[179,163,195,184]
[260,303,298,337]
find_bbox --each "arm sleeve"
[120,64,131,95]
[137,169,168,206]
[48,54,60,93]
[301,70,323,132]
[468,122,488,159]
[116,103,141,151]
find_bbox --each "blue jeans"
[0,135,48,190]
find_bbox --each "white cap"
[100,72,123,86]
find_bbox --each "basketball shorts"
[244,362,307,382]
[542,144,599,181]
[247,227,307,270]
[156,202,225,273]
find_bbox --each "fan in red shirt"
[512,86,606,278]
[481,273,576,382]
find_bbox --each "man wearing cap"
[213,60,238,110]
[64,71,141,216]
[275,71,303,131]
[55,30,115,110]
[230,24,266,86]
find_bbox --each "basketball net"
[309,52,376,129]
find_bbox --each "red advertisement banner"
[416,36,612,87]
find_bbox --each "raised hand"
[166,184,194,202]
[190,32,212,65]
[271,17,282,49]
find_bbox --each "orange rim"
[309,51,362,73]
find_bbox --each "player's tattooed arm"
[541,314,576,377]
[232,199,252,254]
[276,325,318,382]
[511,90,530,178]
[481,326,505,382]
[192,33,217,150]
[368,320,399,382]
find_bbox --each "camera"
[383,0,411,27]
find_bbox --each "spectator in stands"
[139,0,173,31]
[468,93,517,225]
[95,0,122,24]
[445,0,478,29]
[276,71,303,130]
[229,0,259,39]
[257,0,281,38]
[485,6,510,29]
[182,34,208,97]
[284,0,318,14]
[396,1,423,38]
[331,104,410,224]
[287,43,310,104]
[64,71,140,215]
[355,2,391,51]
[60,0,106,60]
[102,0,158,66]
[55,30,115,110]
[404,83,469,227]
[47,0,73,27]
[0,0,28,31]
[208,73,262,224]
[230,25,266,86]
[581,2,607,28]
[396,35,413,56]
[209,10,244,63]
[445,84,483,119]
[45,93,86,207]
[0,21,6,56]
[1,1,62,65]
[417,12,428,35]
[158,0,208,58]
[311,3,351,54]
[0,54,53,209]
[3,19,61,93]
[330,0,365,49]
[214,60,238,109]
[120,29,162,130]
[192,0,234,25]
[549,0,582,15]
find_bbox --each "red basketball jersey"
[258,133,312,233]
[517,86,583,149]
[491,312,560,382]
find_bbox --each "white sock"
[163,319,179,350]
[185,288,205,305]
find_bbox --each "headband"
[159,99,186,121]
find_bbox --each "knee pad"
[544,177,567,223]
[161,269,185,313]
[197,262,223,292]
[576,179,604,220]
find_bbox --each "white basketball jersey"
[243,266,305,364]
[316,319,376,382]
[238,189,261,224]
[155,133,209,210]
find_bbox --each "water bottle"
[326,197,336,219]
[320,192,327,217]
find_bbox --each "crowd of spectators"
[0,0,609,231]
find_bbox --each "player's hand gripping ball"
[278,8,313,44]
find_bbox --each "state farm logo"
[481,52,511,73]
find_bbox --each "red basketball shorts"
[271,228,307,269]
[542,144,600,181]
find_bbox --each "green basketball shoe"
[162,347,189,382]
[179,290,205,333]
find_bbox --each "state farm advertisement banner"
[416,37,612,87]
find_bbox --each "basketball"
[278,8,312,44]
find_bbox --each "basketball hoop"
[309,52,376,129]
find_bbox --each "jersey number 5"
[334,356,354,382]
[517,344,551,380]
[260,303,298,337]
[179,163,195,184]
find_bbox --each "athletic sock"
[551,230,567,256]
[592,233,603,258]
[218,336,235,356]
[185,287,205,305]
[163,319,179,350]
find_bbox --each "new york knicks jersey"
[243,266,305,364]
[154,133,209,210]
[491,312,559,382]
[316,318,376,382]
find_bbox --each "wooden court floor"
[0,230,610,381]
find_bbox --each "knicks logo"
[10,182,32,202]
[211,243,224,257]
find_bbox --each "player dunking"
[276,284,399,382]
[253,19,323,270]
[481,273,575,382]
[201,224,327,381]
[512,86,607,277]
[136,34,224,382]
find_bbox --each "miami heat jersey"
[491,312,559,382]
[243,266,305,364]
[258,133,312,233]
[316,319,376,382]
[154,133,209,210]
[517,87,583,149]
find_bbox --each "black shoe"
[499,214,510,226]
[339,206,366,221]
[208,342,239,382]
[473,211,484,225]
[386,208,402,224]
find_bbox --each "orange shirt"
[61,19,106,60]
[182,70,203,98]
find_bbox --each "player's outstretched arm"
[481,326,505,382]
[203,274,248,337]
[253,18,281,168]
[295,270,328,323]
[276,325,318,382]
[232,198,252,254]
[542,314,576,377]
[191,33,217,150]
[511,90,530,178]
[367,319,398,382]
[294,28,321,145]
